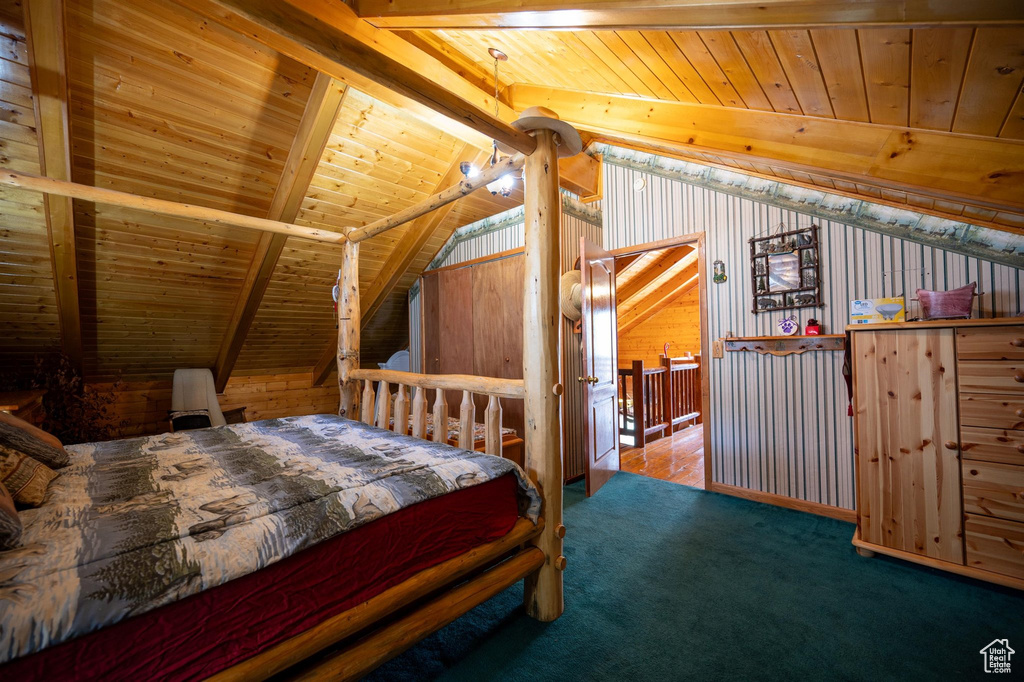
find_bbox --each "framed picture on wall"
[749,224,822,315]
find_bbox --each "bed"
[0,415,539,679]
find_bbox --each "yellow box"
[850,297,905,325]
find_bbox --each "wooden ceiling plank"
[1000,87,1024,140]
[638,31,721,105]
[511,84,1024,213]
[767,29,835,118]
[731,30,803,114]
[596,31,677,100]
[574,31,659,98]
[697,30,773,111]
[615,30,699,103]
[858,28,912,126]
[558,31,638,95]
[23,0,82,369]
[809,28,870,122]
[179,0,534,154]
[617,246,694,304]
[618,264,699,335]
[354,0,1024,30]
[909,27,973,131]
[953,27,1024,136]
[213,74,348,392]
[668,31,747,108]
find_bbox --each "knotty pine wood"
[964,514,1024,580]
[93,371,339,438]
[963,460,1024,523]
[617,288,701,366]
[852,328,963,563]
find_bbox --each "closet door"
[854,328,963,562]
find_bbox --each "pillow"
[0,411,69,469]
[170,409,212,431]
[0,482,22,550]
[917,282,976,320]
[0,444,58,507]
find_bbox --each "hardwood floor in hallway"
[620,423,705,489]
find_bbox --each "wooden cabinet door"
[853,329,963,562]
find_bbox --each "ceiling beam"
[24,0,82,370]
[355,0,1024,30]
[213,75,348,393]
[511,84,1024,215]
[618,265,699,335]
[179,0,534,155]
[617,246,694,304]
[312,343,337,387]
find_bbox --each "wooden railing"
[349,368,523,457]
[617,356,702,447]
[662,356,702,432]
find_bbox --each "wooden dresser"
[850,318,1024,590]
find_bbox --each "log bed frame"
[0,113,570,679]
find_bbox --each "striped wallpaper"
[409,200,603,480]
[603,157,1024,510]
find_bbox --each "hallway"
[620,423,705,489]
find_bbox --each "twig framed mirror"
[749,224,821,315]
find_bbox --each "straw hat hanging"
[559,270,582,321]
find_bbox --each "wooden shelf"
[0,389,45,413]
[724,334,845,356]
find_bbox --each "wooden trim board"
[710,482,858,523]
[852,528,1024,592]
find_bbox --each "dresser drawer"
[957,325,1024,360]
[963,460,1024,523]
[965,514,1024,580]
[960,393,1024,430]
[960,426,1024,465]
[958,361,1024,394]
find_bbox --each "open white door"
[580,237,619,496]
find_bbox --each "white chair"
[171,368,227,428]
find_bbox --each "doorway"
[612,234,709,490]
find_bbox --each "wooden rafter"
[178,0,535,154]
[24,0,81,369]
[616,246,694,304]
[355,0,1024,30]
[618,262,699,335]
[213,74,348,393]
[511,84,1024,215]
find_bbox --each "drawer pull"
[944,440,959,451]
[1018,444,1024,454]
[1017,408,1024,418]
[1016,370,1024,383]
[1014,338,1024,348]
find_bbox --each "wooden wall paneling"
[858,28,911,126]
[421,272,440,375]
[809,29,869,122]
[23,0,82,369]
[214,74,348,392]
[766,29,834,118]
[438,266,475,411]
[954,27,1024,136]
[909,28,973,131]
[618,288,701,366]
[0,11,62,374]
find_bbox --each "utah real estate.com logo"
[980,639,1014,674]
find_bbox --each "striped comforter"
[0,414,539,663]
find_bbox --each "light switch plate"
[712,339,724,358]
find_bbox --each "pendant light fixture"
[485,48,514,198]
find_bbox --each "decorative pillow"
[170,409,212,432]
[0,482,22,550]
[0,444,58,507]
[0,412,69,469]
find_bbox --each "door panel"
[581,237,619,496]
[853,329,963,562]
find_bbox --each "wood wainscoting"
[93,372,341,438]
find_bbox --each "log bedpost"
[337,239,360,418]
[521,125,565,622]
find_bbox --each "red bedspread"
[3,474,521,681]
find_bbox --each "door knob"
[577,376,585,383]
[588,376,599,384]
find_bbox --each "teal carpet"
[368,473,1024,681]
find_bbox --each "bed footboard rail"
[349,368,521,458]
